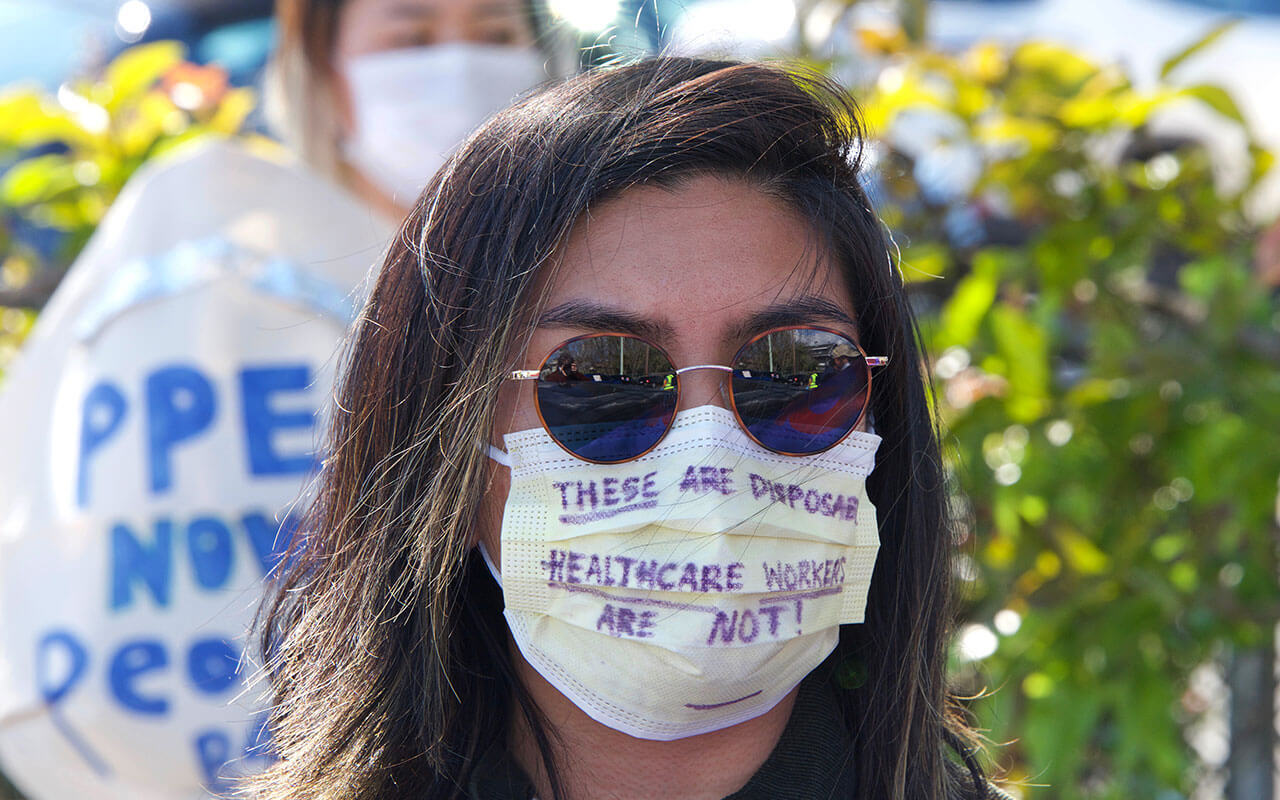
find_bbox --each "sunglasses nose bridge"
[674,364,733,412]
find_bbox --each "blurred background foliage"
[0,40,254,378]
[1,3,1278,799]
[850,17,1280,800]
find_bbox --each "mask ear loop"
[477,438,513,467]
[471,440,507,585]
[487,443,512,468]
[477,540,503,587]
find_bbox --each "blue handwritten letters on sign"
[39,359,318,787]
[77,362,317,507]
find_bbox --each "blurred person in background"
[0,1,552,798]
[269,0,552,217]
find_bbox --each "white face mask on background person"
[482,404,882,741]
[342,42,546,205]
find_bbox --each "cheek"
[333,0,383,60]
[328,71,355,138]
[492,377,541,448]
[331,6,375,136]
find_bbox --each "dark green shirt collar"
[467,674,855,800]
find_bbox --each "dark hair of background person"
[251,57,992,800]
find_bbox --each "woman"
[254,58,1002,800]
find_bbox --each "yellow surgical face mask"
[482,404,881,740]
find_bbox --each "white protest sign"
[0,139,392,799]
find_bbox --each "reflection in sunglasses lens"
[536,335,678,463]
[731,329,869,454]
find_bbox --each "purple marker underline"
[547,582,844,613]
[686,690,763,710]
[759,585,843,603]
[549,581,722,614]
[559,498,659,524]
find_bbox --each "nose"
[675,364,733,412]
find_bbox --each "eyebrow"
[537,295,857,346]
[537,300,675,342]
[726,296,859,344]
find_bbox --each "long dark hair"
[252,57,987,800]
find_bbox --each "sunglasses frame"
[510,325,889,464]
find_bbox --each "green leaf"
[974,114,1057,153]
[0,154,77,206]
[207,86,256,133]
[0,89,91,149]
[1180,84,1245,124]
[1057,528,1110,575]
[989,304,1050,422]
[937,267,996,348]
[1159,19,1239,79]
[1058,91,1124,129]
[936,249,1012,348]
[103,41,185,109]
[1244,143,1277,189]
[1116,87,1187,127]
[1012,41,1099,89]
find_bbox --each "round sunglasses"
[508,326,888,464]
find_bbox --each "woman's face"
[336,0,534,57]
[330,0,536,134]
[479,176,863,560]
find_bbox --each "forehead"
[341,0,526,21]
[540,176,855,351]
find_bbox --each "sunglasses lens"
[731,328,870,455]
[535,335,678,463]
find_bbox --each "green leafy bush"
[0,41,255,376]
[860,27,1279,798]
